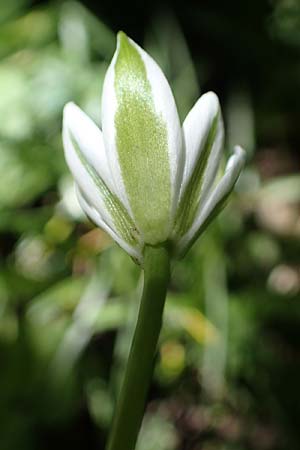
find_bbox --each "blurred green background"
[0,1,300,449]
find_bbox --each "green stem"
[106,244,171,450]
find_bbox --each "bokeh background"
[1,1,300,449]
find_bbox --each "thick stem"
[106,244,171,450]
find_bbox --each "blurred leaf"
[137,411,178,450]
[0,207,52,233]
[0,65,33,139]
[0,0,30,25]
[270,0,300,47]
[226,87,255,157]
[58,1,115,61]
[86,378,113,427]
[0,143,56,208]
[0,7,56,56]
[259,175,300,203]
[158,339,186,381]
[166,298,218,344]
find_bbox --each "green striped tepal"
[63,32,245,264]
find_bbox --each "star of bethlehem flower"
[63,31,245,265]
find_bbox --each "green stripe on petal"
[179,189,232,258]
[174,112,219,237]
[114,32,171,244]
[71,135,139,247]
[177,145,246,257]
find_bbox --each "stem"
[106,244,171,450]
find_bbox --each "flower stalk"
[106,244,171,450]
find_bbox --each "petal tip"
[63,101,76,113]
[200,91,220,110]
[116,30,134,54]
[63,102,80,124]
[117,30,128,43]
[225,145,246,177]
[203,90,219,101]
[234,144,246,157]
[233,145,247,166]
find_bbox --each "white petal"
[63,102,142,250]
[63,104,115,228]
[63,102,114,193]
[181,91,224,204]
[101,50,129,209]
[76,186,142,263]
[178,146,246,256]
[101,32,184,242]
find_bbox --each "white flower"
[63,31,245,264]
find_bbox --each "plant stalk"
[106,244,171,450]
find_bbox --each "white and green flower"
[63,31,245,264]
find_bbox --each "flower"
[63,31,245,264]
